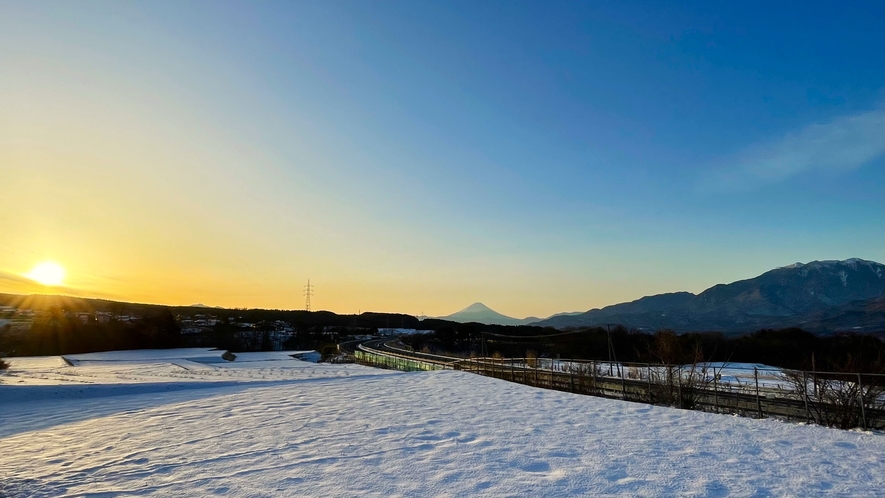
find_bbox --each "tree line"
[402,324,885,373]
[1,291,882,373]
[0,308,181,356]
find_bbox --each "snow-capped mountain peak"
[457,302,495,314]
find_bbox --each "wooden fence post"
[754,367,762,419]
[713,371,718,413]
[677,366,683,409]
[621,365,627,400]
[646,365,652,404]
[802,371,811,424]
[547,361,552,389]
[521,358,529,385]
[857,373,867,430]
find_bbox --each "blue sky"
[1,1,882,316]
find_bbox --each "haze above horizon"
[1,1,883,318]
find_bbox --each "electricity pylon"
[304,279,314,312]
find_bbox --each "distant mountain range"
[535,258,884,333]
[439,259,884,333]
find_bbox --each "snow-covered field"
[1,349,882,497]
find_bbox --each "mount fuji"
[437,302,539,326]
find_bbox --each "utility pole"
[303,279,314,312]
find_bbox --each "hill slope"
[0,350,881,497]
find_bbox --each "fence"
[353,343,885,430]
[452,357,885,430]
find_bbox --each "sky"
[1,1,883,318]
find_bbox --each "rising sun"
[26,261,66,286]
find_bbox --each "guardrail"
[349,341,885,430]
[354,342,452,372]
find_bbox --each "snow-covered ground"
[1,349,882,497]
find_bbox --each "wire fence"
[353,343,885,431]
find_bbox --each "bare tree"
[782,367,885,429]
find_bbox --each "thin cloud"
[0,269,114,299]
[0,270,34,286]
[700,108,885,192]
